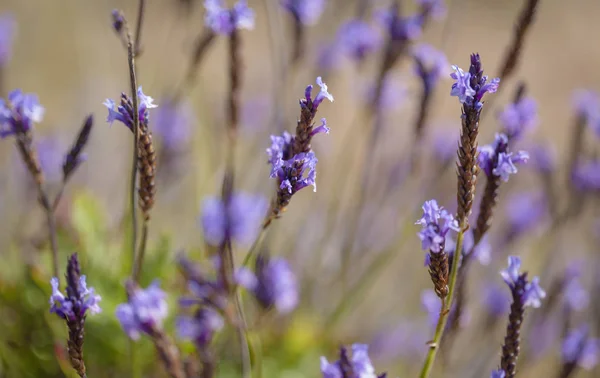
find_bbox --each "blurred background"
[1,0,600,377]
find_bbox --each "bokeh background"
[1,0,600,377]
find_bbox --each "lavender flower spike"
[321,344,386,378]
[312,76,334,108]
[115,281,168,340]
[501,256,546,308]
[478,133,529,182]
[176,307,224,348]
[416,199,459,253]
[204,0,255,35]
[451,54,500,110]
[252,254,299,314]
[103,86,157,132]
[0,89,45,138]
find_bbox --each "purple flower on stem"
[451,54,500,110]
[498,97,538,141]
[413,44,449,90]
[337,20,382,62]
[282,0,325,26]
[0,89,45,138]
[500,256,546,308]
[478,133,529,182]
[204,0,255,35]
[450,65,475,104]
[0,14,16,65]
[321,344,385,378]
[201,192,268,246]
[490,370,506,378]
[252,254,298,314]
[416,199,459,253]
[562,325,600,370]
[307,76,334,109]
[271,151,318,193]
[176,307,224,347]
[50,271,101,321]
[103,86,157,132]
[115,281,168,340]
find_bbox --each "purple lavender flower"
[50,275,101,321]
[562,325,600,370]
[103,86,157,132]
[451,54,500,109]
[37,137,65,182]
[115,281,168,340]
[573,159,600,190]
[413,44,449,90]
[337,20,382,62]
[0,14,16,65]
[201,192,268,246]
[529,143,556,174]
[252,255,298,314]
[307,76,334,109]
[504,191,549,243]
[572,89,600,126]
[176,307,224,347]
[270,151,318,193]
[0,89,45,138]
[498,97,538,140]
[563,265,589,312]
[152,99,194,150]
[415,199,459,253]
[500,256,545,308]
[416,0,447,19]
[377,6,422,42]
[321,344,384,378]
[490,370,506,378]
[204,0,254,34]
[282,0,325,26]
[478,133,529,182]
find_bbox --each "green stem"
[242,223,270,268]
[132,222,148,283]
[419,229,465,378]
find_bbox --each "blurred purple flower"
[463,229,491,265]
[377,7,422,41]
[478,133,529,182]
[421,289,470,329]
[572,89,600,126]
[152,99,194,150]
[417,0,447,19]
[529,316,561,359]
[115,281,168,340]
[282,0,325,26]
[337,20,382,62]
[483,283,511,318]
[500,256,546,308]
[490,370,506,378]
[204,0,254,34]
[529,143,556,174]
[176,307,224,347]
[416,199,459,253]
[572,159,600,190]
[252,254,298,314]
[37,137,65,182]
[413,44,449,90]
[0,89,44,138]
[365,76,408,111]
[505,191,548,240]
[0,14,16,65]
[321,344,384,378]
[498,97,538,141]
[103,86,157,132]
[201,192,268,246]
[370,322,428,361]
[431,126,459,165]
[49,276,101,321]
[563,263,589,312]
[562,325,600,370]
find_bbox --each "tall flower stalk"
[419,53,499,378]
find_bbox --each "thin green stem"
[133,222,148,283]
[419,228,465,378]
[242,223,270,268]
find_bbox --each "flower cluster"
[204,0,254,35]
[478,133,529,182]
[0,89,45,138]
[498,97,538,141]
[413,43,449,90]
[500,256,545,308]
[49,256,102,321]
[321,344,386,378]
[451,54,500,110]
[115,281,168,340]
[282,0,325,26]
[201,192,268,246]
[416,199,459,253]
[104,86,157,132]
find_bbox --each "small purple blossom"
[321,344,384,378]
[416,199,459,253]
[103,86,157,131]
[176,307,224,347]
[563,263,589,312]
[115,281,168,340]
[201,192,268,246]
[204,0,255,35]
[498,97,538,140]
[451,54,500,109]
[50,276,101,321]
[337,20,382,62]
[0,89,45,138]
[478,133,529,182]
[490,369,506,378]
[282,0,325,26]
[271,151,318,193]
[252,255,298,314]
[0,14,16,65]
[308,76,334,108]
[413,44,449,89]
[152,99,194,150]
[562,325,600,370]
[450,65,475,104]
[417,0,447,19]
[500,256,546,308]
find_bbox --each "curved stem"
[133,222,148,283]
[419,228,465,378]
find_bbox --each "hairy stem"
[127,34,140,273]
